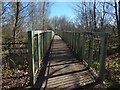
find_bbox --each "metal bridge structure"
[28,30,108,89]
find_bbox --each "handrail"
[28,30,54,85]
[57,31,108,83]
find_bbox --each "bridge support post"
[98,33,108,83]
[38,34,41,68]
[78,33,84,61]
[28,31,34,86]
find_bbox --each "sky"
[49,2,76,20]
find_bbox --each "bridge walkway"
[35,35,96,90]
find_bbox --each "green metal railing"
[58,31,108,83]
[28,30,54,85]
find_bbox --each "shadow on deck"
[33,35,99,90]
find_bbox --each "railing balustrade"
[28,30,54,85]
[58,31,108,83]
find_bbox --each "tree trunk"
[93,0,97,32]
[101,3,106,31]
[118,1,120,50]
[42,2,45,30]
[115,1,120,51]
[13,2,20,44]
[31,2,35,30]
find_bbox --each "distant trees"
[74,2,114,32]
[74,2,98,31]
[49,16,75,31]
[26,2,51,30]
[2,2,31,43]
[40,2,51,30]
[49,16,59,30]
[2,2,51,43]
[114,1,120,49]
[2,2,52,69]
[73,1,120,50]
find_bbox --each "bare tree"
[13,2,20,44]
[100,2,106,30]
[37,2,51,30]
[73,2,95,32]
[114,1,120,50]
[93,0,97,31]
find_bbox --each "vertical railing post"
[38,33,41,68]
[78,32,80,54]
[72,32,74,51]
[43,32,45,56]
[76,33,78,54]
[70,32,72,48]
[41,33,44,59]
[88,35,93,68]
[78,33,83,61]
[73,32,75,52]
[75,33,77,54]
[98,33,108,82]
[81,33,85,61]
[28,31,34,86]
[76,33,79,54]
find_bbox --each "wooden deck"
[34,35,96,90]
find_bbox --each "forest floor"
[93,49,120,89]
[104,50,120,89]
[2,69,29,90]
